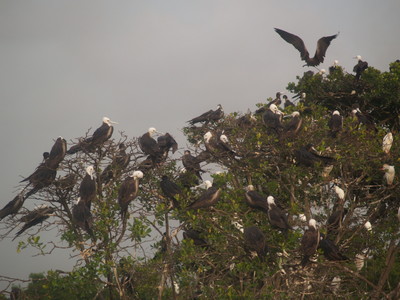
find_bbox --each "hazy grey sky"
[1,0,399,289]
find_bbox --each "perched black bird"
[263,104,284,134]
[138,127,163,163]
[21,159,57,199]
[283,95,295,108]
[67,117,117,154]
[204,131,237,158]
[267,196,291,234]
[187,104,224,125]
[160,175,182,208]
[13,205,54,240]
[47,137,67,169]
[274,28,339,67]
[353,55,368,80]
[72,197,94,237]
[187,181,221,210]
[79,166,97,210]
[328,110,343,138]
[100,142,130,184]
[294,144,335,167]
[319,233,348,261]
[300,219,320,267]
[244,185,269,213]
[0,192,25,221]
[351,108,377,132]
[182,150,205,180]
[183,228,209,248]
[118,171,143,219]
[157,133,178,159]
[243,226,268,260]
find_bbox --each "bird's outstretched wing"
[274,28,309,60]
[314,33,339,63]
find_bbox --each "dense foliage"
[1,61,399,299]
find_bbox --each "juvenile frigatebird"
[244,185,269,213]
[300,219,320,267]
[79,166,96,209]
[187,181,221,210]
[118,171,144,219]
[67,117,117,154]
[328,110,343,138]
[267,196,292,234]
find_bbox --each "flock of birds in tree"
[0,28,398,272]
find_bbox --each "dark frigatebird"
[118,171,144,219]
[267,196,292,234]
[274,28,339,67]
[243,226,268,260]
[244,185,269,213]
[318,233,348,261]
[328,110,343,138]
[72,197,94,237]
[67,117,117,154]
[294,144,335,167]
[0,192,25,221]
[263,104,284,134]
[157,133,178,160]
[187,104,224,125]
[13,205,54,240]
[283,95,295,108]
[138,127,161,158]
[182,150,206,180]
[300,219,320,267]
[187,181,221,210]
[100,142,130,184]
[351,108,377,132]
[353,55,368,80]
[47,137,67,169]
[160,175,182,208]
[79,166,97,210]
[20,157,57,199]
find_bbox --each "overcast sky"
[1,0,399,290]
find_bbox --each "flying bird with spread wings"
[274,28,339,67]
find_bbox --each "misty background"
[1,0,399,289]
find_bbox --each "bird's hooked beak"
[109,120,118,125]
